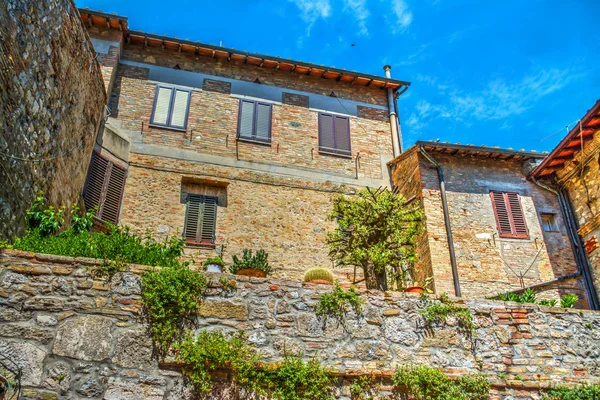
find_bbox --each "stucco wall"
[1,250,600,400]
[0,0,106,240]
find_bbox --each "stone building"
[79,9,409,280]
[530,100,600,310]
[389,141,590,307]
[0,0,106,240]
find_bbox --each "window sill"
[148,123,187,133]
[318,149,353,159]
[237,136,272,146]
[185,240,216,249]
[498,234,530,240]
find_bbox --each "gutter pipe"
[383,65,401,157]
[531,178,599,310]
[393,87,408,154]
[419,146,461,297]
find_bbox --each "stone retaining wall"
[1,250,599,399]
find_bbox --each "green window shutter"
[184,195,217,244]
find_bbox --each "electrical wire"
[540,119,580,142]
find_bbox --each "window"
[150,85,191,130]
[184,195,217,245]
[490,191,529,239]
[318,113,351,156]
[84,152,127,224]
[237,99,272,143]
[541,213,558,232]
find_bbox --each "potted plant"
[303,267,335,285]
[203,256,225,273]
[229,249,272,278]
[404,277,433,294]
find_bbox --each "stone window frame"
[149,85,191,131]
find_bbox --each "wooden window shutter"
[334,115,351,156]
[490,191,529,239]
[255,103,272,140]
[184,195,217,244]
[151,87,172,125]
[84,152,127,224]
[170,89,190,128]
[318,113,335,153]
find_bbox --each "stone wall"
[0,0,106,240]
[391,149,586,305]
[2,250,600,400]
[556,128,600,303]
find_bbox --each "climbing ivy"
[315,281,364,324]
[542,383,600,399]
[420,293,476,333]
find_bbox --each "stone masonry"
[0,0,106,240]
[390,146,586,305]
[1,250,600,399]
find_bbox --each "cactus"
[303,268,335,283]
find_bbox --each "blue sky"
[78,0,600,152]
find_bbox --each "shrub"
[141,265,208,354]
[303,268,335,283]
[542,383,600,399]
[229,249,272,276]
[315,281,363,323]
[420,293,476,333]
[392,365,489,400]
[560,294,578,309]
[326,187,423,291]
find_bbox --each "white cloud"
[289,0,332,35]
[343,0,370,36]
[407,67,581,133]
[390,0,413,33]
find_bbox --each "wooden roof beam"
[88,14,93,27]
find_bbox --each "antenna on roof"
[219,41,222,47]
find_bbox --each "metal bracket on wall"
[140,121,144,139]
[225,134,229,147]
[276,142,280,154]
[235,138,239,160]
[311,147,315,160]
[354,152,361,179]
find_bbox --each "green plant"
[538,299,558,307]
[315,281,363,323]
[560,294,579,309]
[71,204,96,233]
[327,187,423,291]
[218,276,237,293]
[176,330,262,394]
[25,192,65,236]
[350,375,377,400]
[497,373,507,380]
[229,249,272,276]
[520,288,537,303]
[303,268,335,283]
[542,383,600,399]
[203,255,225,267]
[141,265,208,354]
[406,277,434,293]
[392,365,489,400]
[91,256,127,282]
[259,354,335,400]
[420,294,476,333]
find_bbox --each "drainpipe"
[531,178,600,310]
[419,146,461,297]
[393,86,408,154]
[383,65,401,157]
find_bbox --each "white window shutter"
[255,103,271,140]
[239,100,254,138]
[170,89,190,128]
[152,87,172,125]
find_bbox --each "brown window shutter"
[184,195,217,244]
[318,113,335,153]
[83,152,127,224]
[84,152,108,212]
[101,163,127,224]
[334,115,351,155]
[490,191,529,239]
[506,192,528,238]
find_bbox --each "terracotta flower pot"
[306,279,333,285]
[235,268,267,278]
[404,286,424,294]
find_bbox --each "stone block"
[0,339,47,386]
[112,328,154,370]
[199,300,248,321]
[53,315,114,361]
[103,377,165,400]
